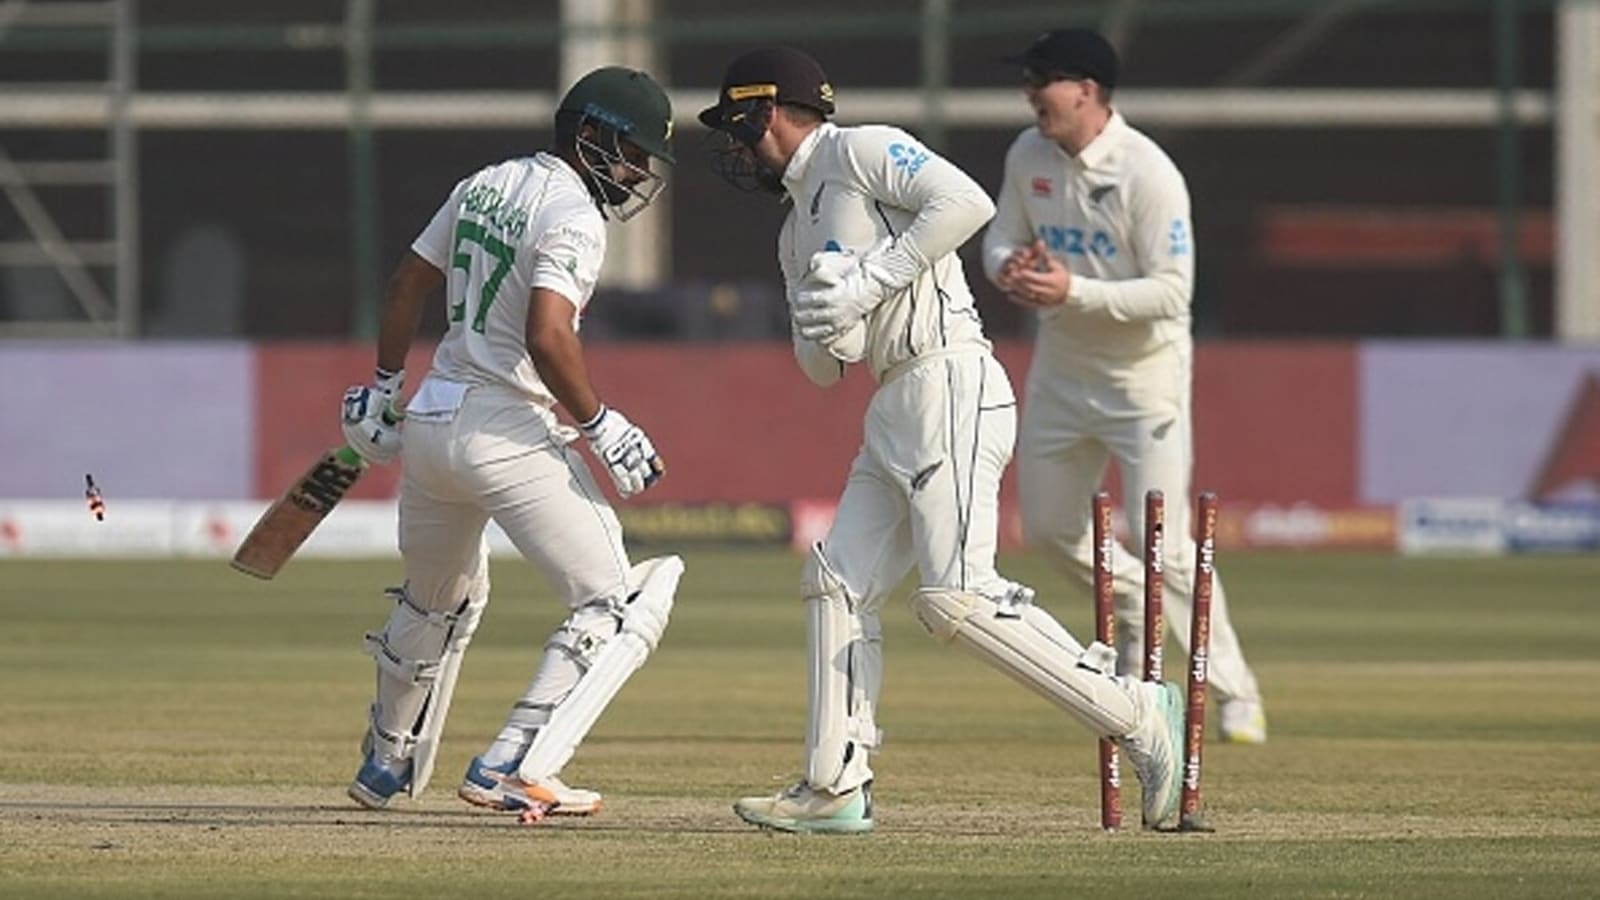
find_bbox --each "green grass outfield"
[2,550,1597,899]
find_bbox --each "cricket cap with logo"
[1006,28,1120,89]
[697,46,836,132]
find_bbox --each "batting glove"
[340,367,405,465]
[580,405,664,498]
[791,248,893,342]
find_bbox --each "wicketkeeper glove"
[340,367,405,465]
[580,405,664,498]
[791,238,919,342]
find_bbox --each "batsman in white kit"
[982,29,1268,742]
[699,47,1187,834]
[338,66,681,820]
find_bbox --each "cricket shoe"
[457,756,602,816]
[347,751,411,810]
[733,779,874,834]
[1219,698,1268,744]
[1118,680,1184,829]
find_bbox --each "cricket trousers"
[1016,342,1263,705]
[398,381,632,615]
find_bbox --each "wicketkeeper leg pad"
[803,544,883,794]
[993,580,1087,657]
[517,555,682,783]
[910,587,1137,736]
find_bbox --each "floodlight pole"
[1494,0,1529,339]
[347,0,380,340]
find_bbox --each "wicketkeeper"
[699,46,1188,834]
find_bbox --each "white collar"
[782,122,834,193]
[1073,110,1127,169]
[536,151,588,189]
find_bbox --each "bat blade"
[231,447,365,579]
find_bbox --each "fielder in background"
[700,46,1187,834]
[981,29,1267,743]
[339,66,684,821]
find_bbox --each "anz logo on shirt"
[1169,218,1191,257]
[888,142,930,178]
[1038,224,1118,259]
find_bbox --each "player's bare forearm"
[526,288,602,423]
[528,328,601,423]
[376,251,442,374]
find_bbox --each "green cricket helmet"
[555,66,675,220]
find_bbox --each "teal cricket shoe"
[1119,680,1185,829]
[733,779,874,834]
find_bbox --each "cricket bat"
[230,446,366,579]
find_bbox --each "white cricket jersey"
[982,111,1194,364]
[778,122,996,384]
[411,152,605,408]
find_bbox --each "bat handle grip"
[340,397,404,467]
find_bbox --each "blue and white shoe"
[458,756,602,816]
[347,751,411,810]
[733,779,874,834]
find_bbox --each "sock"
[482,725,533,768]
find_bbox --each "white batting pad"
[909,588,1137,736]
[365,587,454,687]
[408,566,489,797]
[364,581,484,771]
[803,545,881,793]
[518,555,682,783]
